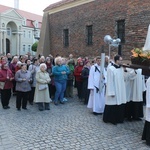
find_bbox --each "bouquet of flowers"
[131,48,150,66]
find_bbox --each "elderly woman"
[15,63,32,110]
[52,57,70,105]
[28,58,40,105]
[10,56,18,95]
[34,63,51,111]
[0,62,14,109]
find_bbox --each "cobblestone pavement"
[0,93,149,150]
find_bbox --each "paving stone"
[0,93,149,150]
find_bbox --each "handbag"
[29,78,33,84]
[38,84,48,91]
[0,82,5,89]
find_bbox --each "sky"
[0,0,61,16]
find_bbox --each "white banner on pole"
[99,53,105,93]
[143,25,150,51]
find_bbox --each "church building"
[38,0,150,60]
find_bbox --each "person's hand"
[61,71,66,74]
[10,77,14,81]
[90,89,94,95]
[46,80,50,84]
[22,78,26,81]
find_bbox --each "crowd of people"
[0,52,149,146]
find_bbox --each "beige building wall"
[0,8,40,56]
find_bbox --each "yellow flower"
[131,48,150,60]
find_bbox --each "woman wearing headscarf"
[34,63,51,111]
[0,62,14,109]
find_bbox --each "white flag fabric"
[99,53,105,93]
[143,25,150,51]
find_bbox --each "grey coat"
[34,70,51,103]
[15,70,32,92]
[28,64,40,87]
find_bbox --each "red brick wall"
[48,0,150,60]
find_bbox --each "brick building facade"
[38,0,150,60]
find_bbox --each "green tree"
[31,42,38,52]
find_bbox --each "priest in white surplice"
[103,55,126,125]
[87,56,106,115]
[142,77,150,146]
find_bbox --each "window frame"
[28,45,31,52]
[7,27,11,36]
[63,29,69,47]
[23,45,26,51]
[28,31,31,38]
[86,25,93,45]
[116,20,125,43]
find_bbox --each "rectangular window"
[117,20,125,43]
[28,45,31,52]
[23,45,25,51]
[7,28,11,36]
[24,31,26,38]
[22,20,26,26]
[86,25,93,45]
[28,31,31,38]
[63,29,69,47]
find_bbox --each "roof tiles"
[44,0,76,12]
[0,4,42,22]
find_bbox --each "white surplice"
[106,65,126,105]
[132,69,146,102]
[124,68,137,102]
[87,64,106,113]
[146,77,150,122]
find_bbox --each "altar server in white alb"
[131,69,145,119]
[103,55,126,125]
[124,68,137,121]
[87,56,106,115]
[125,68,145,121]
[142,76,150,146]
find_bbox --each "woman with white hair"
[52,57,70,105]
[34,63,51,111]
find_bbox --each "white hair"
[16,61,22,66]
[40,63,47,69]
[105,55,110,60]
[55,56,62,65]
[11,56,18,63]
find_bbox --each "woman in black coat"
[81,61,91,104]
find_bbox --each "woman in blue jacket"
[52,57,70,105]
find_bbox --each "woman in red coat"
[0,62,14,109]
[74,59,84,100]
